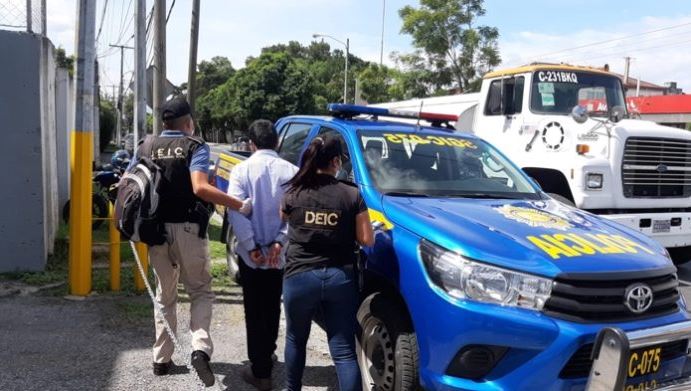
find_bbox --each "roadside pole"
[133,242,149,292]
[153,0,166,135]
[109,44,134,147]
[187,0,200,117]
[134,0,147,142]
[68,0,96,296]
[108,203,120,291]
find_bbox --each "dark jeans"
[283,266,361,391]
[239,258,283,379]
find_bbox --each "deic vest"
[145,135,206,223]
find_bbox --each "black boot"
[191,350,215,387]
[153,361,172,376]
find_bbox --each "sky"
[42,0,691,97]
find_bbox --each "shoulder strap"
[138,135,156,161]
[186,135,205,145]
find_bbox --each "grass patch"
[208,220,226,260]
[1,215,230,294]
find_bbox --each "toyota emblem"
[656,164,669,173]
[624,283,654,314]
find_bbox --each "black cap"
[161,98,191,121]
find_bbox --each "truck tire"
[669,246,691,265]
[547,192,576,207]
[357,293,420,391]
[225,226,242,285]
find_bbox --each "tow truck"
[375,63,691,264]
[212,104,691,391]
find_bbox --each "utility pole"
[109,44,134,147]
[623,56,631,86]
[187,0,200,117]
[134,0,147,143]
[380,0,385,66]
[344,38,349,104]
[26,0,31,32]
[69,0,96,296]
[153,0,166,135]
[41,0,46,35]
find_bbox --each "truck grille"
[560,339,689,379]
[622,137,691,198]
[543,272,680,323]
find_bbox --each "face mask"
[334,158,344,178]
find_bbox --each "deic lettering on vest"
[526,233,655,259]
[305,211,339,226]
[153,147,185,159]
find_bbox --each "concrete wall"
[55,68,72,211]
[0,30,48,272]
[40,37,59,254]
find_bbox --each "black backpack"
[114,136,167,246]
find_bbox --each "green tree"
[197,51,318,137]
[356,64,393,104]
[399,0,500,93]
[195,56,235,98]
[55,47,75,76]
[99,99,116,152]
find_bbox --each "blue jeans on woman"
[283,265,361,391]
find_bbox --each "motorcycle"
[62,150,130,229]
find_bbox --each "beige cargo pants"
[149,222,214,364]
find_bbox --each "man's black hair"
[248,119,278,150]
[163,114,192,131]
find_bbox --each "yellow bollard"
[134,242,149,292]
[108,203,121,291]
[68,131,93,296]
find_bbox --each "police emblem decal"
[496,205,573,231]
[624,283,654,314]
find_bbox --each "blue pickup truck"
[212,104,691,391]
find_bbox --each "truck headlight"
[419,240,553,311]
[585,173,603,189]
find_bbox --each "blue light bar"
[327,103,458,122]
[327,103,389,117]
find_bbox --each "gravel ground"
[0,283,339,391]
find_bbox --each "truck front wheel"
[357,293,420,391]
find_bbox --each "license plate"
[628,345,663,378]
[653,220,671,233]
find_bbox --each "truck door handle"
[525,130,540,152]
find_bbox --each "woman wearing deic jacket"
[280,135,375,391]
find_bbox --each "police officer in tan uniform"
[134,98,251,386]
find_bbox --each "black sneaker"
[153,361,172,376]
[191,350,215,387]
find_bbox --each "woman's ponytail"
[285,135,342,192]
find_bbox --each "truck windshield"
[358,131,542,199]
[530,70,627,117]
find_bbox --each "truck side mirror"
[610,106,626,123]
[571,105,589,124]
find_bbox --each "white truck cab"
[376,63,691,262]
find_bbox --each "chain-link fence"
[0,0,45,35]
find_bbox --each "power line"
[539,27,691,63]
[113,0,135,45]
[167,0,176,23]
[567,37,691,64]
[532,20,691,59]
[95,0,109,42]
[115,0,133,42]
